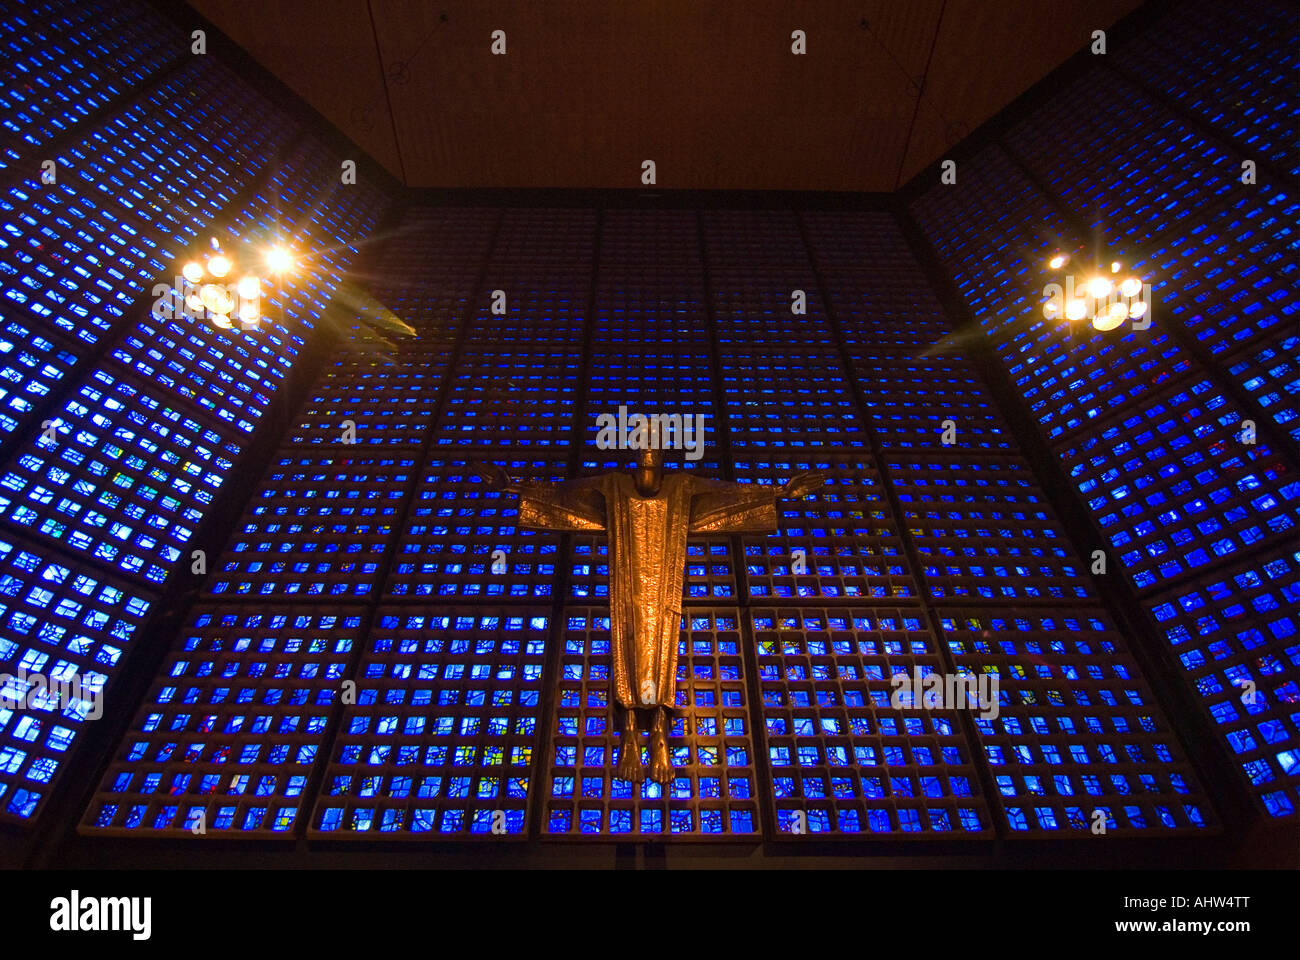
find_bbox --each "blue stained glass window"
[395,458,565,601]
[889,455,1093,601]
[204,454,412,599]
[0,0,183,173]
[942,609,1209,833]
[1229,335,1300,445]
[1,58,288,344]
[544,609,759,838]
[0,309,77,440]
[0,368,240,583]
[1115,0,1299,178]
[78,183,1229,844]
[1060,379,1298,592]
[84,606,359,834]
[733,457,912,601]
[0,534,153,820]
[911,2,1300,818]
[854,352,1014,453]
[312,610,545,838]
[755,607,990,837]
[1149,549,1300,818]
[287,346,451,448]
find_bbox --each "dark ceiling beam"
[893,0,946,191]
[365,0,408,186]
[895,0,1183,204]
[155,0,404,197]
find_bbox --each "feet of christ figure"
[474,449,826,784]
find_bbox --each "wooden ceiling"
[188,0,1143,192]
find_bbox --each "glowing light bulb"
[1119,277,1142,298]
[198,284,221,312]
[200,283,233,315]
[1048,254,1068,270]
[1129,300,1149,319]
[1065,299,1088,321]
[236,276,261,300]
[182,261,204,284]
[1111,260,1122,274]
[1043,299,1061,319]
[211,313,233,329]
[265,246,294,274]
[207,254,231,278]
[1093,306,1125,332]
[239,301,260,323]
[1087,276,1112,299]
[185,293,204,313]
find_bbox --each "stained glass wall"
[0,0,391,823]
[909,0,1299,819]
[81,202,1214,841]
[6,0,1279,848]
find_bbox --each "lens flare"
[265,246,294,274]
[1087,276,1112,299]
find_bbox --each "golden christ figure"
[475,450,825,783]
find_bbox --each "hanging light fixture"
[1042,253,1150,333]
[174,239,298,332]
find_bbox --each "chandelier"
[1042,252,1149,332]
[179,238,296,331]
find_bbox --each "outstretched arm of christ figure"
[468,462,606,532]
[688,470,828,533]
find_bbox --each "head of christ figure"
[633,445,665,496]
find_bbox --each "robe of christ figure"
[475,451,826,783]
